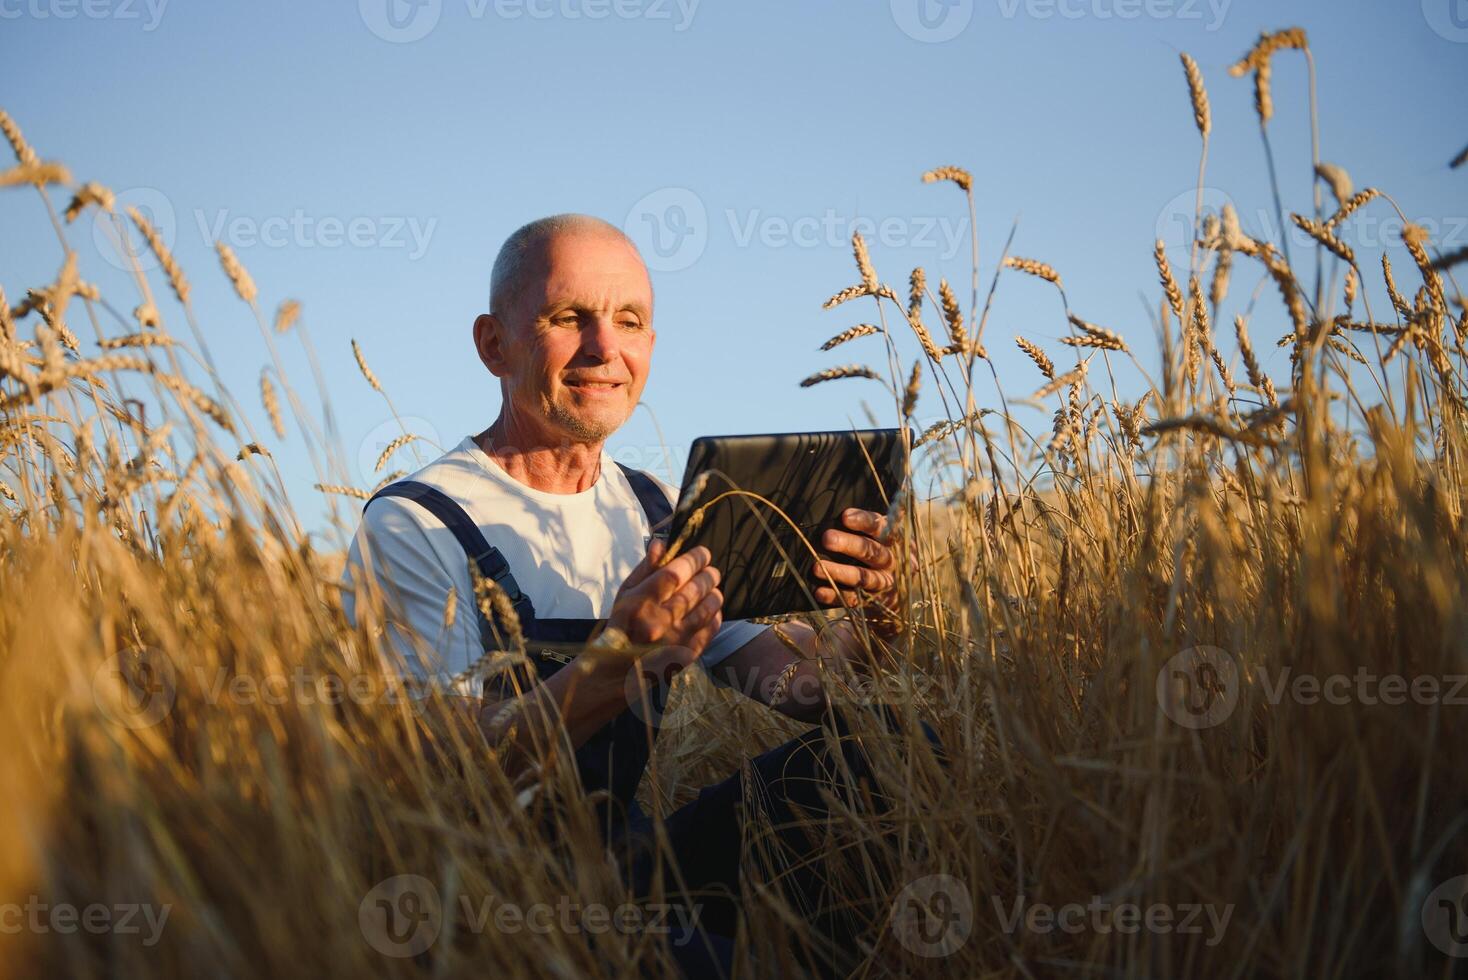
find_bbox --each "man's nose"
[578,315,621,362]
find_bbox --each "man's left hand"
[811,508,903,636]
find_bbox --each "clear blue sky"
[1,0,1464,544]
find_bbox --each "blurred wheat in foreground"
[3,27,1468,979]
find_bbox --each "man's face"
[486,230,655,446]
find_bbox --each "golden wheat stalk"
[1155,240,1185,324]
[1235,316,1278,408]
[126,207,191,306]
[1254,62,1274,125]
[1401,223,1448,315]
[0,108,38,167]
[274,300,301,333]
[819,324,879,351]
[913,410,987,447]
[236,443,270,461]
[375,433,421,473]
[1291,214,1356,265]
[1180,53,1211,138]
[1382,253,1410,317]
[0,284,13,343]
[260,371,285,439]
[920,166,973,192]
[98,333,175,350]
[1229,27,1308,76]
[937,278,967,347]
[215,242,258,304]
[905,268,942,361]
[470,559,526,656]
[62,182,115,224]
[314,483,371,500]
[156,373,234,432]
[0,161,70,188]
[799,365,880,388]
[1143,413,1273,446]
[352,339,383,393]
[1326,337,1368,366]
[1033,362,1087,400]
[1015,337,1055,380]
[852,232,878,292]
[1064,314,1129,353]
[823,284,869,309]
[1314,163,1353,206]
[1003,256,1063,288]
[902,359,922,417]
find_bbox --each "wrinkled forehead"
[523,230,654,316]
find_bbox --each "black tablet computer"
[662,428,908,621]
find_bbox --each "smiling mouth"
[565,379,626,391]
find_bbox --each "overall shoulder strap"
[366,481,535,629]
[615,462,673,533]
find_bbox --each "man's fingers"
[645,546,713,602]
[811,559,895,593]
[663,566,721,624]
[841,507,889,539]
[821,527,893,569]
[679,596,724,655]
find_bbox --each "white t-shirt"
[341,435,766,684]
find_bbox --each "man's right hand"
[602,541,724,660]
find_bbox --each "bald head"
[489,214,645,318]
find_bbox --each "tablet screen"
[664,428,907,621]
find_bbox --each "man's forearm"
[713,617,873,723]
[476,656,629,776]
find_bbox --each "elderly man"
[343,213,906,973]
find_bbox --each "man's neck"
[474,417,605,494]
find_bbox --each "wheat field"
[2,26,1467,978]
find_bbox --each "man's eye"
[618,318,643,330]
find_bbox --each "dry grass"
[3,26,1468,979]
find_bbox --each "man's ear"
[474,313,511,377]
